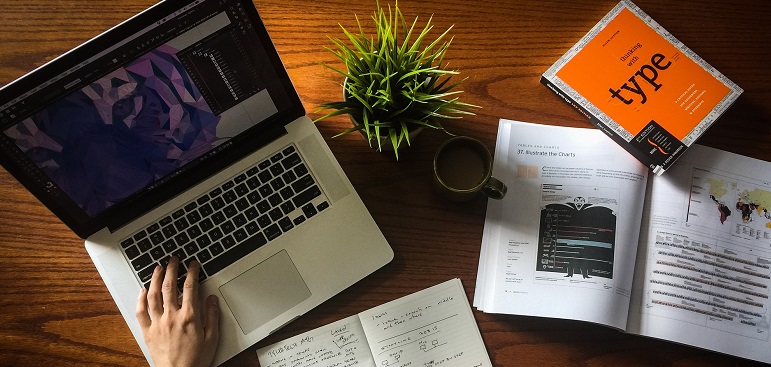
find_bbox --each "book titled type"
[541,0,742,175]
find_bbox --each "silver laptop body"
[0,0,393,365]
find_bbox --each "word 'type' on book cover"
[541,0,742,175]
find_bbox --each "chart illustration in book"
[644,230,771,340]
[685,167,771,244]
[643,165,771,340]
[536,184,618,280]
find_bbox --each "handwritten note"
[359,279,490,367]
[256,279,491,367]
[256,315,373,367]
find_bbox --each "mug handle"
[481,177,507,200]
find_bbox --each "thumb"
[204,294,220,345]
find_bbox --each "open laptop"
[0,0,393,365]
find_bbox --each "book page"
[256,315,374,367]
[628,144,771,363]
[358,278,491,367]
[475,120,649,329]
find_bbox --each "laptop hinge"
[105,124,289,234]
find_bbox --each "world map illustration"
[706,177,771,229]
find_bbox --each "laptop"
[0,0,393,365]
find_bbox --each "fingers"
[162,257,181,311]
[135,287,151,330]
[140,257,212,328]
[204,294,220,346]
[181,260,201,312]
[146,265,165,319]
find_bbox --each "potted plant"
[314,2,479,159]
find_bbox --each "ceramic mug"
[432,136,507,202]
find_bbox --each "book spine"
[539,75,665,174]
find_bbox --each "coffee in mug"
[433,136,507,202]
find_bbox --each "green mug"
[433,136,507,202]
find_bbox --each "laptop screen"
[0,0,303,237]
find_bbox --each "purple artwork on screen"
[4,44,222,216]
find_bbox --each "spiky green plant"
[313,2,478,159]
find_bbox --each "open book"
[475,119,771,364]
[257,278,491,367]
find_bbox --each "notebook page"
[255,314,374,367]
[358,278,492,367]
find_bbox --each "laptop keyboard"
[119,144,329,290]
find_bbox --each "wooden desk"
[1,0,769,366]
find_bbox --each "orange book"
[541,0,742,175]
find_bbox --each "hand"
[136,257,220,367]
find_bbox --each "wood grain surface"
[1,0,770,366]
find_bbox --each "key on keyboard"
[122,144,329,290]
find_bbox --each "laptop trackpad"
[219,250,311,334]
